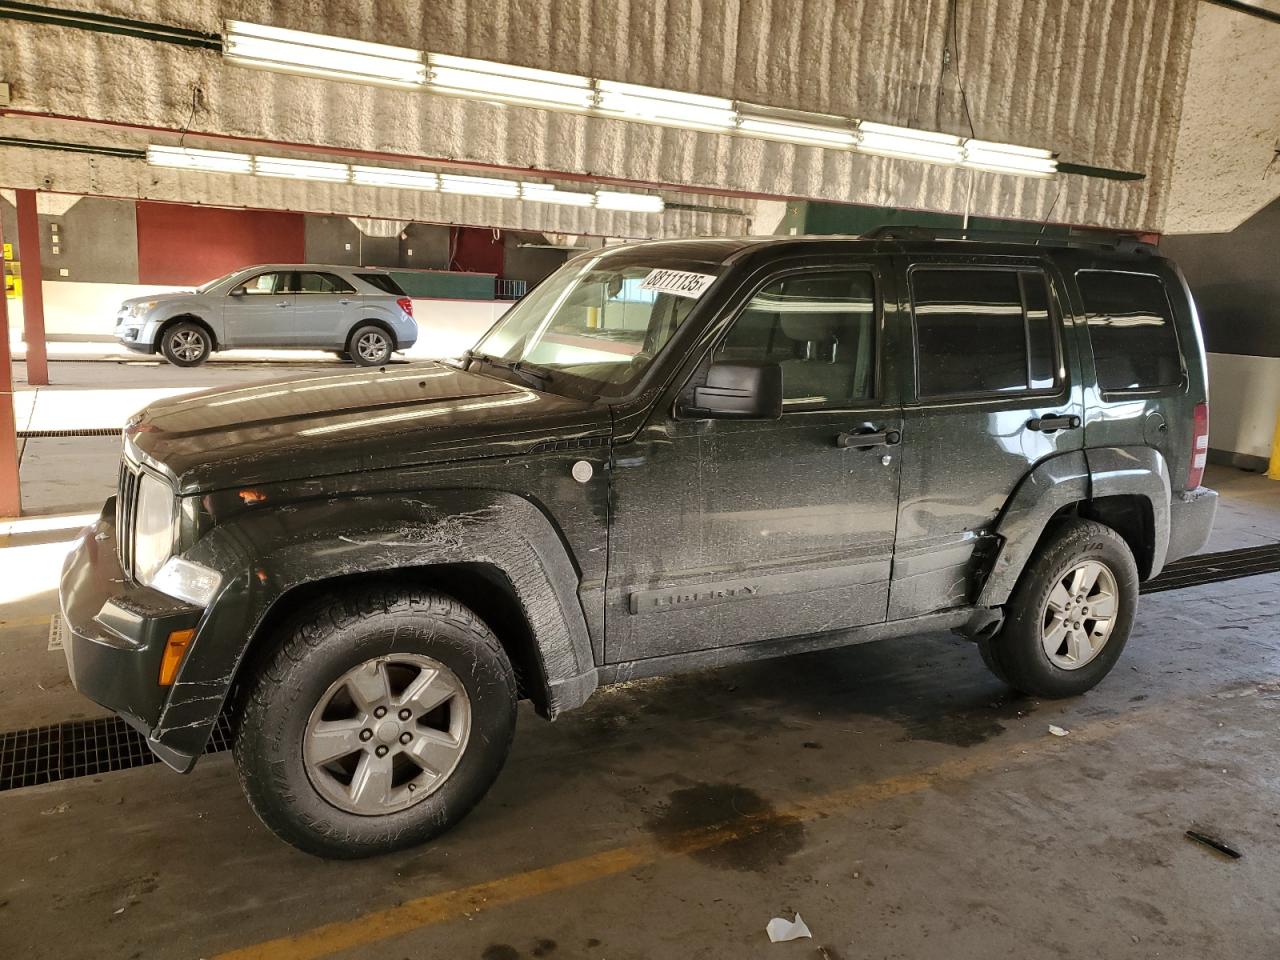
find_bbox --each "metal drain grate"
[1142,543,1280,594]
[47,614,68,652]
[0,714,234,791]
[17,427,122,439]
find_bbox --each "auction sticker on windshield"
[639,269,717,299]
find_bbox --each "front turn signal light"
[158,628,195,686]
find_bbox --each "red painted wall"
[135,202,306,285]
[449,226,505,276]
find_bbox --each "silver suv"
[115,264,419,367]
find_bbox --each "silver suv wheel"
[354,329,391,364]
[303,654,472,816]
[1041,559,1119,670]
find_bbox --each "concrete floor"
[1,359,1278,960]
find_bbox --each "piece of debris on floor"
[40,802,70,815]
[1185,829,1242,860]
[766,913,812,942]
[1048,724,1070,737]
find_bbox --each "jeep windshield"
[468,248,724,399]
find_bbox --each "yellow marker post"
[1268,408,1280,480]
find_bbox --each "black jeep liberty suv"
[61,229,1217,857]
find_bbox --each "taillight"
[397,297,414,317]
[1188,401,1209,489]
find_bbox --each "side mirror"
[679,362,783,420]
[229,287,246,297]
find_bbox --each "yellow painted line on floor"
[0,612,55,631]
[212,713,1136,960]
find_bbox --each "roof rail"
[861,224,1158,255]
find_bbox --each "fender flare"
[1082,445,1171,578]
[976,446,1170,607]
[152,489,598,758]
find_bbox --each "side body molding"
[976,446,1171,608]
[154,490,598,759]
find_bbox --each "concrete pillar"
[0,212,21,517]
[14,190,49,386]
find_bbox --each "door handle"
[1027,414,1081,432]
[836,428,900,449]
[338,298,353,304]
[275,301,290,308]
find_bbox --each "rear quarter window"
[357,273,407,296]
[1077,270,1183,392]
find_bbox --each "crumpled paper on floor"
[766,913,812,942]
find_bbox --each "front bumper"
[115,323,154,353]
[1166,485,1219,564]
[60,499,205,772]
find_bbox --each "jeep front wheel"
[234,586,517,858]
[979,519,1138,699]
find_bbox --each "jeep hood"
[127,362,610,494]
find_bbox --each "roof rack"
[860,225,1158,256]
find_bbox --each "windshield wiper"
[464,351,554,391]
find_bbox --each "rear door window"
[298,272,356,294]
[357,273,407,296]
[909,268,1060,399]
[1077,270,1183,391]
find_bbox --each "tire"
[983,519,1138,698]
[159,320,212,367]
[234,585,517,859]
[348,324,394,366]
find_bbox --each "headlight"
[134,472,177,583]
[132,300,158,317]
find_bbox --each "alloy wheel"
[303,655,472,815]
[356,331,390,363]
[169,329,207,362]
[1040,560,1119,670]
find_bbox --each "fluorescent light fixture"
[254,155,351,182]
[146,145,253,174]
[439,173,521,198]
[520,182,595,206]
[428,53,594,110]
[596,80,736,131]
[962,139,1057,177]
[594,190,664,213]
[857,121,964,164]
[224,20,426,88]
[736,113,856,148]
[351,164,441,190]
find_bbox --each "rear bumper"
[59,499,205,772]
[1166,485,1218,564]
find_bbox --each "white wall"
[6,281,187,339]
[7,281,511,359]
[1207,353,1280,460]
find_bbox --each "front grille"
[116,459,140,580]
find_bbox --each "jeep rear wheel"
[234,586,516,858]
[980,519,1138,698]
